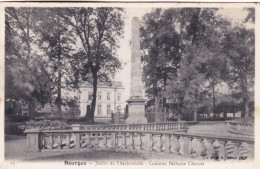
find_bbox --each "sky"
[114,8,252,104]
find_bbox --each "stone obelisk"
[126,17,147,124]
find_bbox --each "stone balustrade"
[225,121,254,136]
[24,128,254,160]
[83,122,197,132]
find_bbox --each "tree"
[141,9,182,122]
[222,26,254,118]
[5,7,52,119]
[142,8,227,121]
[63,8,124,122]
[34,8,76,117]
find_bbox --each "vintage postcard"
[0,1,259,169]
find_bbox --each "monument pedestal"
[126,97,147,124]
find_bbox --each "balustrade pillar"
[74,133,80,149]
[24,129,42,152]
[181,136,192,157]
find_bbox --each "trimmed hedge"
[18,120,70,130]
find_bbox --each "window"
[107,93,111,101]
[117,106,121,113]
[98,92,102,100]
[98,105,102,115]
[118,93,121,101]
[107,104,111,115]
[88,92,92,100]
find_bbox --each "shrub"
[18,119,70,131]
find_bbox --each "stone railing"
[24,128,254,160]
[83,122,197,132]
[225,121,254,136]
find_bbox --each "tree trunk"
[177,101,183,121]
[243,96,249,118]
[57,15,62,117]
[193,109,197,122]
[212,78,216,118]
[224,112,227,120]
[26,9,34,121]
[57,68,62,117]
[28,100,35,120]
[154,95,161,122]
[86,72,98,122]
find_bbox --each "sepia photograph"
[0,1,258,168]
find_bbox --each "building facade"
[78,81,125,122]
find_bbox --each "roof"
[79,81,124,89]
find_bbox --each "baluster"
[130,133,134,149]
[205,139,215,159]
[158,134,163,152]
[87,133,92,147]
[165,134,171,153]
[57,133,62,149]
[233,142,240,159]
[122,133,127,149]
[196,138,206,158]
[48,134,54,149]
[147,133,153,151]
[217,140,226,159]
[111,133,116,148]
[171,136,180,154]
[238,142,250,160]
[177,123,180,130]
[42,134,46,149]
[94,133,99,148]
[64,133,70,148]
[225,141,235,159]
[103,133,107,148]
[139,133,143,150]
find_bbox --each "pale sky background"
[114,8,252,104]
